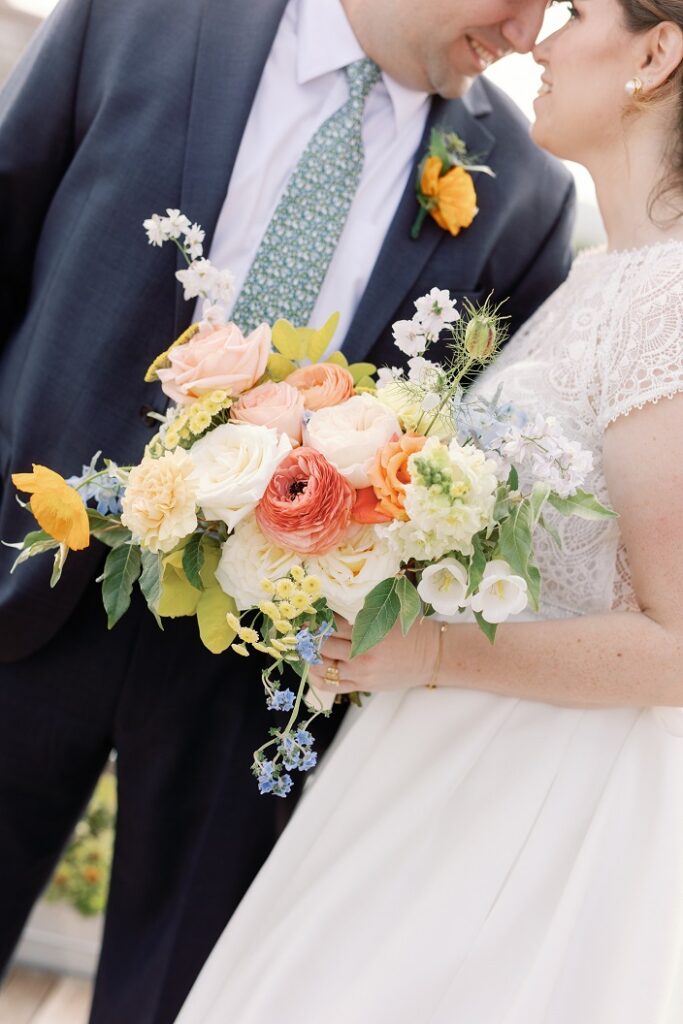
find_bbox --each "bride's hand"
[309,616,443,694]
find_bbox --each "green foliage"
[100,544,142,628]
[139,550,164,627]
[86,510,132,549]
[182,532,205,591]
[473,611,497,644]
[467,534,487,598]
[395,576,421,636]
[547,489,618,520]
[351,578,401,658]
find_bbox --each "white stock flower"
[121,448,198,553]
[161,208,192,239]
[414,288,459,338]
[190,422,292,531]
[306,524,401,624]
[417,559,470,615]
[469,560,528,623]
[392,319,427,357]
[215,517,302,610]
[143,214,169,247]
[304,393,400,488]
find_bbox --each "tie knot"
[345,57,381,104]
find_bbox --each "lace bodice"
[470,239,683,617]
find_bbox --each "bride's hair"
[617,0,683,218]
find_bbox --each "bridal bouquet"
[7,211,614,796]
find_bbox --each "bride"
[177,1,683,1020]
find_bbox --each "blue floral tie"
[231,58,381,334]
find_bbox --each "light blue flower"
[295,628,322,665]
[273,774,293,798]
[267,689,296,712]
[301,751,318,772]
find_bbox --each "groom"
[0,0,573,1020]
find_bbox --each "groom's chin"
[433,71,477,100]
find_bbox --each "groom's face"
[343,0,549,97]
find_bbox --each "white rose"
[306,523,402,624]
[469,560,528,624]
[304,393,400,488]
[417,559,470,615]
[190,422,291,531]
[215,516,302,609]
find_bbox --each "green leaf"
[395,576,421,636]
[50,544,69,588]
[547,489,618,521]
[351,578,401,658]
[474,611,498,644]
[196,584,238,654]
[467,534,487,598]
[87,511,132,549]
[326,351,349,369]
[529,482,551,530]
[198,536,222,586]
[271,319,308,361]
[157,549,201,617]
[182,533,205,591]
[306,312,340,363]
[7,535,60,572]
[354,376,376,393]
[24,529,53,547]
[266,352,297,381]
[539,513,562,547]
[507,466,519,491]
[349,362,377,386]
[526,562,541,612]
[498,500,533,579]
[101,544,142,628]
[139,550,164,628]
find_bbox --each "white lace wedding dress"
[176,241,683,1024]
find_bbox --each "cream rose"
[376,380,455,441]
[215,517,302,610]
[121,448,198,553]
[190,423,291,531]
[304,394,401,488]
[230,380,305,445]
[157,322,271,405]
[306,523,401,623]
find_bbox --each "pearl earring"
[625,76,643,96]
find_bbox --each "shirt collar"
[295,0,430,134]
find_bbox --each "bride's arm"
[312,392,683,708]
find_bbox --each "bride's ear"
[636,21,683,93]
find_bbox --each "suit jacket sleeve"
[0,0,93,346]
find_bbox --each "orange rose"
[368,433,428,521]
[286,362,355,411]
[420,156,478,237]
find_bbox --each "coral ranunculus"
[285,362,355,411]
[255,447,355,555]
[12,465,90,550]
[368,433,427,521]
[420,156,478,237]
[157,321,271,405]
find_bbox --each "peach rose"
[157,322,271,405]
[286,362,355,411]
[368,433,428,521]
[255,447,355,555]
[230,380,305,445]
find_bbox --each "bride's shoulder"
[573,237,683,292]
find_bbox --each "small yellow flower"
[302,576,322,598]
[164,427,181,450]
[275,578,295,599]
[275,618,293,634]
[259,600,280,620]
[290,565,306,583]
[291,591,312,613]
[189,409,212,435]
[209,389,230,407]
[260,579,276,595]
[12,465,90,551]
[238,626,260,644]
[252,641,281,657]
[144,322,200,382]
[231,642,250,657]
[226,611,242,632]
[271,636,297,652]
[277,601,297,620]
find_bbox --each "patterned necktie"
[231,57,381,334]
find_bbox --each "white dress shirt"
[197,0,430,351]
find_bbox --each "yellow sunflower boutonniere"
[411,128,495,240]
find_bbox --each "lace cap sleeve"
[596,250,683,430]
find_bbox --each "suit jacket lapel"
[342,80,496,364]
[174,0,289,333]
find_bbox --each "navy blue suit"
[0,0,575,1020]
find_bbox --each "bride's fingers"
[333,616,353,640]
[319,636,352,662]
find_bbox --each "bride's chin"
[530,118,570,162]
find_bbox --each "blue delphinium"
[267,689,296,712]
[295,621,335,666]
[66,452,124,515]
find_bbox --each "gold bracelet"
[425,623,448,690]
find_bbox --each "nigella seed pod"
[464,316,497,361]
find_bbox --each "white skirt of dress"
[175,685,683,1023]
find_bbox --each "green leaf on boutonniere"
[100,544,142,628]
[351,577,401,658]
[547,489,618,520]
[395,576,421,636]
[182,532,205,591]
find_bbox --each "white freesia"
[469,559,528,623]
[190,423,292,531]
[304,393,400,488]
[417,559,470,615]
[215,517,302,609]
[375,381,455,440]
[306,524,401,624]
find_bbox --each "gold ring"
[324,664,340,684]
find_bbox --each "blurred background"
[0,2,605,1022]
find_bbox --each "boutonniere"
[411,128,495,240]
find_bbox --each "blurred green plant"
[45,770,116,916]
